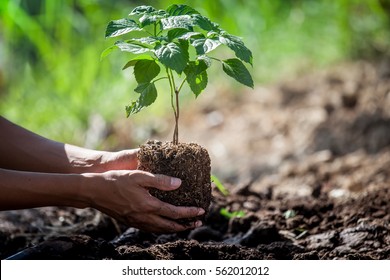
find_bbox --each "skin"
[0,116,204,233]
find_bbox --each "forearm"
[0,167,205,232]
[0,117,109,173]
[0,168,91,210]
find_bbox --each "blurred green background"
[1,0,389,148]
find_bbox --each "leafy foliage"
[104,4,253,143]
[220,208,246,219]
[211,175,229,196]
[3,0,389,146]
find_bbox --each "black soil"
[0,60,389,260]
[137,140,212,223]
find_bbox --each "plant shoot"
[103,4,253,144]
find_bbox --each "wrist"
[60,173,95,209]
[78,172,107,209]
[65,144,111,173]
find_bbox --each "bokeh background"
[1,0,389,148]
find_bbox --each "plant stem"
[166,68,179,144]
[178,78,187,94]
[153,76,168,83]
[166,69,176,116]
[174,87,180,145]
[169,69,180,145]
[208,56,222,62]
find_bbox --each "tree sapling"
[103,4,253,224]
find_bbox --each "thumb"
[135,171,182,191]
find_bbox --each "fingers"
[128,213,203,233]
[114,170,206,233]
[150,216,202,233]
[132,170,205,215]
[141,194,205,220]
[136,196,205,232]
[119,149,139,169]
[104,149,139,170]
[133,171,182,191]
[157,202,205,220]
[123,148,139,158]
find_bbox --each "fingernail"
[170,177,182,188]
[195,220,202,227]
[198,208,205,216]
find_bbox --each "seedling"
[103,4,253,144]
[211,174,229,196]
[211,175,248,219]
[102,4,253,221]
[220,208,246,219]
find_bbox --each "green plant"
[211,174,229,196]
[103,4,253,144]
[220,208,245,219]
[211,175,246,219]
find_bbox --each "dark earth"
[0,60,389,259]
[137,140,211,224]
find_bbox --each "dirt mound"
[137,140,211,224]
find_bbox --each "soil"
[137,140,212,224]
[0,60,389,260]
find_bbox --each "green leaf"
[167,28,190,41]
[192,14,219,32]
[105,19,141,38]
[129,6,156,15]
[154,42,189,74]
[139,10,168,27]
[220,208,245,219]
[198,55,212,67]
[161,15,194,30]
[222,58,254,88]
[207,30,220,38]
[192,38,221,55]
[166,4,200,16]
[127,37,158,47]
[177,31,204,40]
[100,45,118,60]
[211,175,229,196]
[122,54,154,70]
[115,41,151,54]
[219,34,253,65]
[178,39,189,54]
[184,61,208,97]
[134,59,161,83]
[126,82,157,116]
[125,101,138,117]
[194,59,209,74]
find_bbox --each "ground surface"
[1,60,389,259]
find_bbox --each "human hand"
[83,149,139,173]
[84,170,205,233]
[101,149,139,171]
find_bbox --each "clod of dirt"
[239,221,282,247]
[137,140,212,224]
[188,226,222,242]
[115,240,266,260]
[5,235,114,260]
[306,230,338,250]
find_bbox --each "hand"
[85,149,139,173]
[101,149,139,171]
[85,170,205,233]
